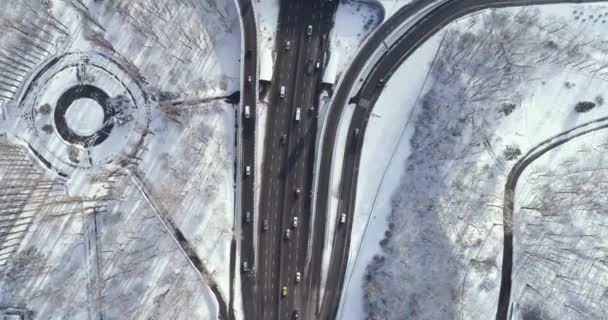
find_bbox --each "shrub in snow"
[544,40,558,50]
[503,145,521,160]
[39,103,52,115]
[108,94,131,111]
[41,124,53,134]
[498,102,517,116]
[157,90,180,102]
[379,238,388,248]
[564,81,575,89]
[68,146,80,163]
[4,247,46,280]
[596,95,604,106]
[574,101,596,113]
[519,304,544,320]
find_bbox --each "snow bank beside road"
[379,0,414,18]
[253,0,279,81]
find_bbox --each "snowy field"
[325,0,383,85]
[339,3,608,320]
[378,0,414,19]
[253,0,279,81]
[511,130,608,319]
[0,0,239,318]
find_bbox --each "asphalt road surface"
[241,1,336,320]
[237,0,258,318]
[237,0,257,270]
[312,0,608,319]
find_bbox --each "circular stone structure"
[18,51,151,176]
[55,85,114,147]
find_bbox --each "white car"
[292,216,298,228]
[244,105,250,118]
[340,213,346,224]
[295,272,301,283]
[307,25,312,35]
[295,107,301,122]
[285,229,291,240]
[245,165,251,176]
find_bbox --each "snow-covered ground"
[510,130,608,319]
[379,0,414,18]
[0,159,218,319]
[253,0,279,81]
[340,3,608,319]
[325,0,383,85]
[0,0,240,318]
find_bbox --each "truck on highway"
[244,105,250,118]
[295,107,301,122]
[242,261,248,272]
[282,286,288,297]
[262,219,269,231]
[280,86,285,98]
[295,272,301,283]
[284,229,291,240]
[285,40,291,51]
[340,213,346,224]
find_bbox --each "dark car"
[244,211,251,223]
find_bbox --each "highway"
[236,0,258,319]
[236,0,257,274]
[240,0,336,320]
[311,0,608,320]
